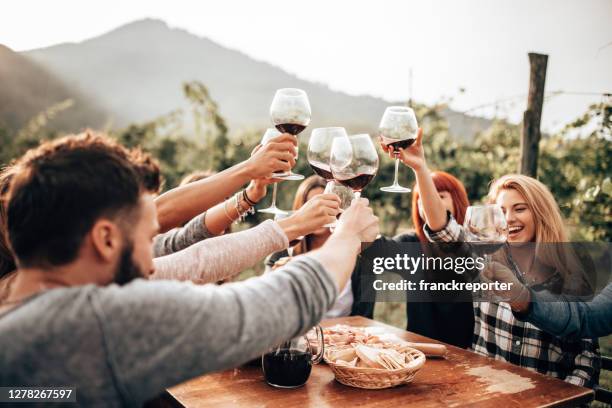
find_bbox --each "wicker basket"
[324,346,426,389]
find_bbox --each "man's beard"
[113,242,145,285]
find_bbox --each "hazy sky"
[2,0,611,131]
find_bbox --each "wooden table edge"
[162,315,597,408]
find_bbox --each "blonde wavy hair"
[487,174,591,294]
[487,174,568,243]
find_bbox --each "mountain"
[23,19,491,139]
[0,44,107,134]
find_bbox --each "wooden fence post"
[519,53,548,177]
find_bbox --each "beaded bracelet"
[234,191,255,223]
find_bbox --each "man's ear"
[89,219,122,262]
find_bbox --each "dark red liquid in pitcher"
[263,349,312,387]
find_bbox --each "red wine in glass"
[335,173,375,192]
[379,106,418,193]
[380,135,416,152]
[276,123,306,136]
[308,160,333,180]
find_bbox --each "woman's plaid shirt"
[424,215,600,388]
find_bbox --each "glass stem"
[353,191,361,200]
[393,156,401,186]
[270,183,278,207]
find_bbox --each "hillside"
[24,19,491,140]
[0,45,107,134]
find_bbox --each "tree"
[2,84,609,241]
[539,102,611,240]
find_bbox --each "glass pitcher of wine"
[262,326,324,388]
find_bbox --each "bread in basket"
[324,343,426,389]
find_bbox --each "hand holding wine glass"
[334,198,380,243]
[323,181,354,229]
[381,128,426,172]
[462,204,509,298]
[269,88,311,180]
[379,106,419,193]
[257,129,297,215]
[246,132,297,179]
[275,194,340,242]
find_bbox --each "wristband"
[234,191,255,222]
[243,189,258,206]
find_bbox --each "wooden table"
[164,316,593,407]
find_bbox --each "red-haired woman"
[265,173,475,348]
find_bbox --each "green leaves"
[2,87,609,241]
[602,177,612,197]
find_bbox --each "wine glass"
[379,106,418,193]
[307,127,348,189]
[463,204,509,299]
[269,88,311,181]
[464,205,508,244]
[259,128,289,215]
[323,181,354,230]
[274,211,304,256]
[330,134,379,199]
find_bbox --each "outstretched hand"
[275,194,341,242]
[334,198,380,243]
[289,194,341,235]
[245,135,295,201]
[246,134,297,179]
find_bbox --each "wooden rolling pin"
[402,342,448,358]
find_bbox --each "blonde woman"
[381,129,600,388]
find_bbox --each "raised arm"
[381,128,447,231]
[153,212,213,257]
[151,194,342,283]
[155,134,297,232]
[151,220,288,283]
[202,178,273,236]
[152,179,276,257]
